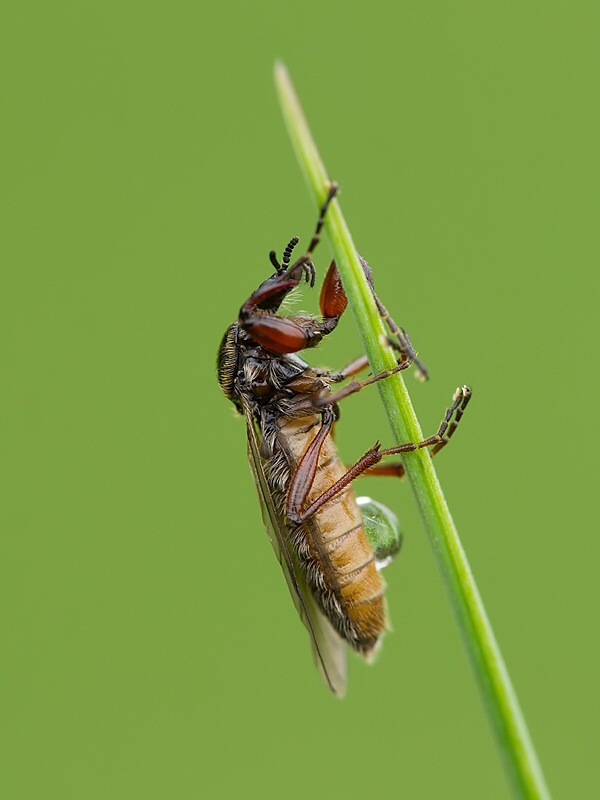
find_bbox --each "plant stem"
[274,61,551,800]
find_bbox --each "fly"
[217,183,471,695]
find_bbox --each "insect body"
[217,184,470,695]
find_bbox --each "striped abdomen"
[278,415,387,657]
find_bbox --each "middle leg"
[287,386,471,524]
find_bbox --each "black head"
[217,322,239,403]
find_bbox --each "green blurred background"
[2,1,598,797]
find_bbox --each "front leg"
[240,300,338,355]
[238,183,341,355]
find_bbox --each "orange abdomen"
[279,416,387,655]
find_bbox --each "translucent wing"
[243,400,347,697]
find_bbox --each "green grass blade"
[274,61,551,800]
